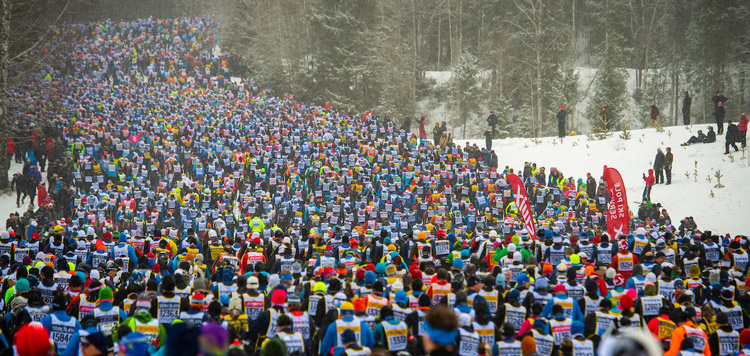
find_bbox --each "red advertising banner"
[507,173,537,239]
[602,167,630,240]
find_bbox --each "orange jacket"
[666,321,711,356]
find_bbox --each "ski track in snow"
[458,124,750,235]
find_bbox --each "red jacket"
[643,169,654,186]
[739,114,748,131]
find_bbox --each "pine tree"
[449,51,481,139]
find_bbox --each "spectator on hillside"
[487,110,498,137]
[712,90,727,109]
[725,120,739,154]
[664,147,673,185]
[714,101,726,135]
[650,104,660,127]
[653,148,665,184]
[643,169,654,202]
[402,115,411,133]
[484,129,493,152]
[682,91,691,125]
[738,113,748,148]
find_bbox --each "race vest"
[180,310,205,324]
[684,325,706,351]
[336,318,362,347]
[550,318,571,345]
[656,317,675,341]
[703,243,720,262]
[733,252,749,270]
[641,295,663,316]
[308,294,323,316]
[583,296,601,316]
[596,244,612,264]
[217,283,238,300]
[549,245,565,265]
[595,311,616,335]
[458,328,480,356]
[717,329,739,356]
[242,293,265,321]
[38,283,58,305]
[278,256,295,272]
[721,304,743,331]
[658,279,677,299]
[383,321,409,351]
[504,304,526,331]
[79,298,98,319]
[94,306,121,336]
[291,312,311,339]
[279,332,305,354]
[366,295,388,317]
[26,305,49,322]
[431,283,451,305]
[565,283,585,301]
[157,295,180,324]
[266,308,282,338]
[572,339,595,356]
[393,304,412,322]
[617,253,634,272]
[478,290,498,314]
[496,340,521,356]
[473,321,495,345]
[553,297,574,319]
[134,318,160,344]
[632,236,648,255]
[435,240,450,256]
[532,329,554,356]
[50,313,77,350]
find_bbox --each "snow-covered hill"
[459,124,750,235]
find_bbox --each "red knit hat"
[619,294,633,311]
[271,288,287,306]
[14,322,51,356]
[740,329,750,346]
[355,268,366,281]
[554,284,566,294]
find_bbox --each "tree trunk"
[411,0,418,117]
[0,0,11,189]
[437,13,441,70]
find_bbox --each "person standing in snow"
[650,104,660,127]
[484,129,493,152]
[418,116,427,140]
[557,105,567,141]
[714,101,726,135]
[642,169,654,202]
[402,115,411,134]
[664,147,673,185]
[712,90,727,109]
[653,148,665,184]
[487,110,498,137]
[725,120,739,154]
[738,113,748,148]
[682,91,692,125]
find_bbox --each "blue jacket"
[320,316,375,356]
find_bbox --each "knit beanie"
[98,286,114,302]
[271,288,287,306]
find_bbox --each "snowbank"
[458,124,750,234]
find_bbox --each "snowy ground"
[459,124,750,235]
[0,160,50,219]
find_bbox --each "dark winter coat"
[557,110,567,125]
[714,106,726,121]
[654,151,665,169]
[487,114,498,127]
[650,105,660,119]
[665,152,673,167]
[726,123,739,142]
[682,94,692,112]
[586,177,597,198]
[706,130,716,143]
[712,94,727,108]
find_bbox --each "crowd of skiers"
[1,16,749,356]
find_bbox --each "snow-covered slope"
[459,124,750,235]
